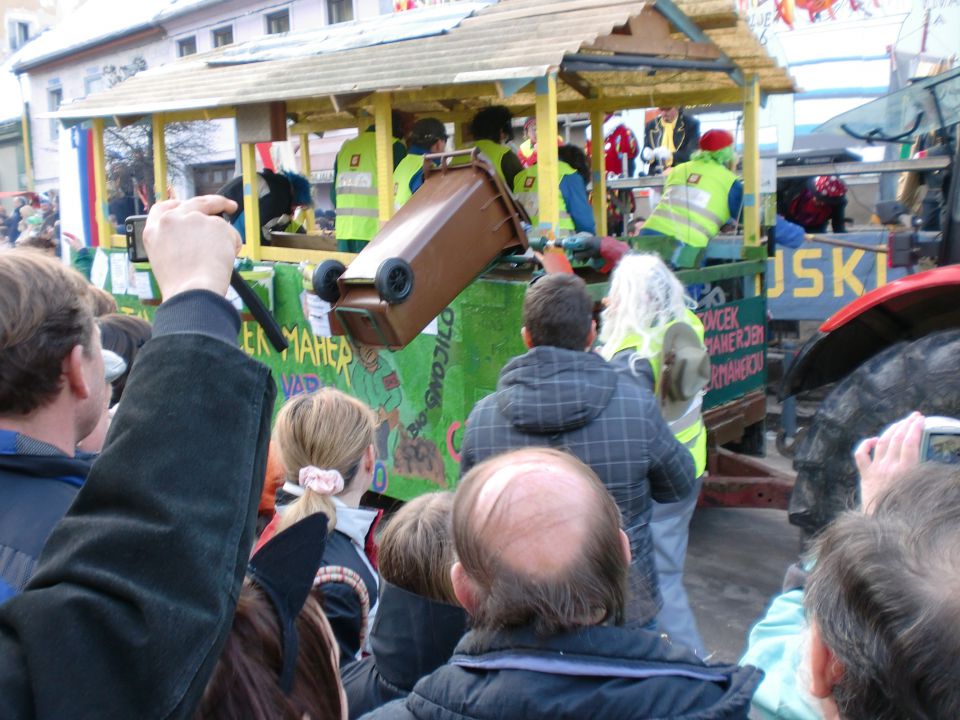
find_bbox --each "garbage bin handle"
[423,148,485,180]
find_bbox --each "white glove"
[653,146,673,162]
[640,146,655,163]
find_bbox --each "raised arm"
[0,197,277,719]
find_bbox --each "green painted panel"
[108,250,765,498]
[696,296,767,409]
[111,255,525,501]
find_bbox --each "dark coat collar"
[371,581,468,689]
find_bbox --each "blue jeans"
[652,475,705,656]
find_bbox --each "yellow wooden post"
[240,141,261,260]
[453,120,464,149]
[152,114,167,202]
[590,110,607,236]
[20,107,34,191]
[534,74,559,235]
[742,75,761,247]
[299,132,316,231]
[90,118,114,246]
[373,92,394,225]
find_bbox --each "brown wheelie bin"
[326,149,529,349]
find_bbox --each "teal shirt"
[740,588,823,720]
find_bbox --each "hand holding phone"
[854,412,925,515]
[139,197,240,299]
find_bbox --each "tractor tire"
[790,329,960,536]
[375,258,414,304]
[312,259,346,303]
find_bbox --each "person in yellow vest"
[599,252,710,657]
[641,129,742,269]
[462,105,523,190]
[513,144,595,236]
[392,118,447,210]
[332,110,413,252]
[517,118,537,168]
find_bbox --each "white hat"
[659,323,710,423]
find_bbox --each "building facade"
[14,0,390,196]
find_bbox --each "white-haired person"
[599,252,709,656]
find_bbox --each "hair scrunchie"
[298,466,345,495]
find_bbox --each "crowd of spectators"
[0,193,60,253]
[0,196,957,719]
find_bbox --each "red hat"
[815,175,846,198]
[699,129,734,152]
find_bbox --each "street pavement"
[686,505,801,663]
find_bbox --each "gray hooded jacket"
[460,345,695,625]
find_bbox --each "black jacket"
[460,346,695,625]
[361,623,763,720]
[0,446,91,599]
[323,528,380,667]
[0,291,275,719]
[644,111,701,168]
[342,582,468,719]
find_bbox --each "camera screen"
[924,433,960,464]
[125,216,148,263]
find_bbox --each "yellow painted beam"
[534,74,559,236]
[259,246,355,265]
[373,92,394,225]
[299,132,316,231]
[20,106,34,191]
[741,75,760,247]
[91,118,114,246]
[152,114,168,202]
[240,142,262,261]
[160,108,236,123]
[453,120,464,149]
[590,110,607,236]
[299,133,312,180]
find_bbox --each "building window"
[265,10,290,34]
[8,20,30,51]
[327,0,354,24]
[177,36,197,57]
[84,74,103,96]
[47,87,62,141]
[212,25,233,47]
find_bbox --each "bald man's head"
[452,448,628,635]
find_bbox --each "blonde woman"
[600,252,708,656]
[257,388,382,666]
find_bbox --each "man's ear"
[585,320,597,350]
[809,622,844,699]
[451,561,479,616]
[619,528,632,566]
[521,326,533,349]
[63,345,92,400]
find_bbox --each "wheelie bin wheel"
[312,259,346,303]
[375,258,414,304]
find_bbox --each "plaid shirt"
[460,346,695,626]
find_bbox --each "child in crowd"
[341,492,467,718]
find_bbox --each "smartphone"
[124,215,148,263]
[920,416,960,464]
